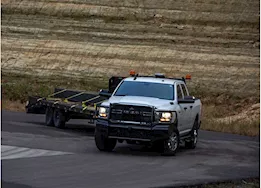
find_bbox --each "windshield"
[114,81,174,100]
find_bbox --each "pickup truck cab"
[95,73,202,155]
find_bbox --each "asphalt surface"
[1,110,260,188]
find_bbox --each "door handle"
[184,107,187,110]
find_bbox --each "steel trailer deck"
[25,76,125,123]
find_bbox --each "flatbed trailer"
[25,76,125,128]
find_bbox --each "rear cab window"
[177,84,184,99]
[181,84,189,97]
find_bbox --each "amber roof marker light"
[129,70,136,76]
[185,74,192,80]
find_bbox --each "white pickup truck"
[95,73,202,155]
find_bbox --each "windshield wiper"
[114,94,127,96]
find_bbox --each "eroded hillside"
[2,0,260,97]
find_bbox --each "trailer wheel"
[53,109,66,129]
[45,108,54,126]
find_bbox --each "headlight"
[161,112,172,122]
[155,111,175,123]
[98,107,109,118]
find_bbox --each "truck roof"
[124,76,184,85]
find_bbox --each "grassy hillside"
[1,0,260,136]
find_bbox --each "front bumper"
[96,119,170,142]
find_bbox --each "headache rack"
[129,71,191,84]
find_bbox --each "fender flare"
[195,114,200,129]
[168,118,179,136]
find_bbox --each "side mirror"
[184,96,195,100]
[99,89,112,97]
[178,96,195,104]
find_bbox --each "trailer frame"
[25,76,125,127]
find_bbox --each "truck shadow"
[111,143,189,157]
[25,121,95,136]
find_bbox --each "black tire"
[45,108,54,126]
[185,120,199,149]
[151,140,164,153]
[162,131,180,156]
[53,109,66,129]
[95,130,117,152]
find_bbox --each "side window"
[177,84,183,99]
[181,84,189,97]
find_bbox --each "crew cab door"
[180,83,194,129]
[176,84,190,132]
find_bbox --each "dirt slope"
[1,0,260,97]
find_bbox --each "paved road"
[1,111,260,188]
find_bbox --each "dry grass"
[201,102,259,136]
[201,118,259,137]
[1,0,259,99]
[2,100,26,112]
[1,72,107,103]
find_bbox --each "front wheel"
[95,131,117,152]
[162,131,180,156]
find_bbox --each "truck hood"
[103,96,175,110]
